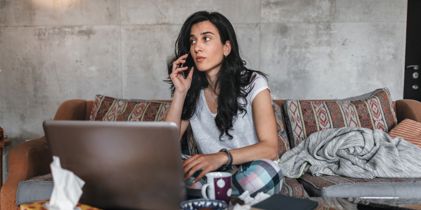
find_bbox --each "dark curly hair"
[167,11,267,140]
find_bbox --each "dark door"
[404,0,421,101]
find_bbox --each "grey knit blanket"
[278,127,421,179]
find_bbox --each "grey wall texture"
[0,0,408,141]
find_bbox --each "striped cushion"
[389,119,421,148]
[89,95,170,121]
[284,88,397,147]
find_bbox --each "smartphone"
[180,53,194,78]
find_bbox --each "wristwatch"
[219,148,233,171]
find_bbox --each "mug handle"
[201,183,210,199]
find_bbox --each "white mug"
[201,172,232,203]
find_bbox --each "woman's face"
[189,21,231,74]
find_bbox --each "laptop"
[43,120,185,210]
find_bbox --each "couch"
[0,97,305,210]
[2,89,421,209]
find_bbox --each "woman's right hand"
[170,54,194,94]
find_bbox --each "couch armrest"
[54,99,88,120]
[395,99,421,123]
[1,137,52,210]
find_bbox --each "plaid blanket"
[278,127,421,179]
[232,159,283,197]
[190,159,283,197]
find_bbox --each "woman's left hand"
[183,153,227,183]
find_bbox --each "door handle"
[407,65,419,70]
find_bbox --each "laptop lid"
[43,120,185,210]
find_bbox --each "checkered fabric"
[232,159,283,197]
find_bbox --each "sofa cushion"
[273,102,290,156]
[16,174,53,205]
[284,88,397,147]
[299,173,421,198]
[280,177,307,198]
[389,119,421,148]
[89,95,170,121]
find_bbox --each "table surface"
[19,197,421,210]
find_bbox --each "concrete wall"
[0,0,408,141]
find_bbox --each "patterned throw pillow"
[389,119,421,148]
[284,88,397,147]
[89,95,170,121]
[272,102,290,156]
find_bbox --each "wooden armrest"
[395,99,421,122]
[1,137,52,210]
[54,99,88,120]
[8,137,52,178]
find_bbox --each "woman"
[166,11,282,196]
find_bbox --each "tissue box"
[19,200,101,210]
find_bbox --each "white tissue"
[45,156,85,210]
[233,191,271,210]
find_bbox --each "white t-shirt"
[189,73,270,154]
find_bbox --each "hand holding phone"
[170,53,194,93]
[180,54,193,78]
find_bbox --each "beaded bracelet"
[219,148,233,171]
